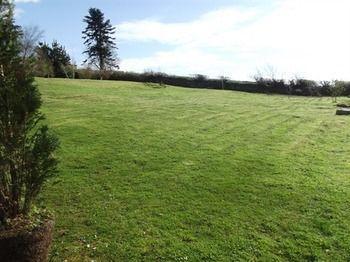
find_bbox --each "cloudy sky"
[15,0,350,80]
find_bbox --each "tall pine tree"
[0,0,59,222]
[82,8,119,79]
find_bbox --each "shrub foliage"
[0,1,59,224]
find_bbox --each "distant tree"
[330,81,346,103]
[70,58,77,79]
[219,76,229,90]
[34,44,54,77]
[193,74,208,82]
[82,8,119,79]
[36,41,71,78]
[0,0,59,222]
[143,70,166,88]
[253,66,288,94]
[289,78,319,96]
[48,41,71,78]
[20,25,44,60]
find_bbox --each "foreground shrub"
[0,0,59,224]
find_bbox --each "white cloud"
[119,0,350,81]
[122,47,239,77]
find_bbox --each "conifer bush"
[0,0,59,225]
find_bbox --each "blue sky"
[15,0,350,80]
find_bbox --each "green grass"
[37,78,350,261]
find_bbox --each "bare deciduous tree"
[20,25,44,60]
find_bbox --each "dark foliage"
[73,69,349,97]
[59,59,350,97]
[0,1,59,223]
[75,69,260,91]
[289,78,320,96]
[34,46,53,78]
[35,41,71,78]
[255,77,289,94]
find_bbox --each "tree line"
[20,7,349,98]
[22,8,118,80]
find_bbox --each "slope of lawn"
[37,78,350,261]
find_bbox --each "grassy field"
[37,78,350,261]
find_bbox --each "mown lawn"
[37,78,350,261]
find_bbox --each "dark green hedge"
[71,69,350,97]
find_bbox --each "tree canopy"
[36,41,71,78]
[82,8,119,78]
